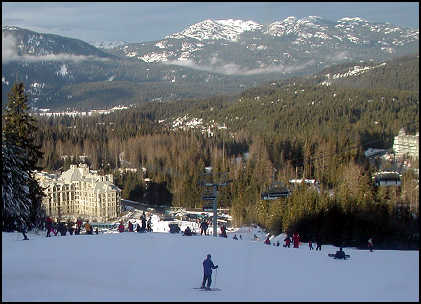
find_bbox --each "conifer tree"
[2,133,32,231]
[2,82,45,228]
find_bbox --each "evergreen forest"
[4,54,419,249]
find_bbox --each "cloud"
[2,33,109,64]
[329,51,349,61]
[165,55,315,76]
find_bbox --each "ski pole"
[214,268,218,289]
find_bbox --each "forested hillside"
[31,54,419,248]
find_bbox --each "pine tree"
[2,133,31,231]
[2,82,45,228]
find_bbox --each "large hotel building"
[35,164,121,222]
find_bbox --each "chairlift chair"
[261,181,290,200]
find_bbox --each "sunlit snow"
[2,210,419,301]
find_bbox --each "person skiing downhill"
[201,254,218,290]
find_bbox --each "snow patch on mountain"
[320,62,387,86]
[56,64,69,77]
[166,19,262,41]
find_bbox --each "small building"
[372,171,402,187]
[393,129,419,160]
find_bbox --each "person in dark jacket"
[316,237,322,251]
[334,247,346,259]
[200,220,208,235]
[283,236,291,247]
[183,226,192,236]
[20,221,29,240]
[201,254,218,290]
[136,223,141,232]
[141,216,146,231]
[128,221,133,232]
[147,217,152,232]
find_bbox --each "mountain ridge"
[2,16,419,110]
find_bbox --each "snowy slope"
[2,220,418,301]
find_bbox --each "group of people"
[119,212,153,233]
[45,217,98,237]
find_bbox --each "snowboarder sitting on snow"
[334,247,346,259]
[136,223,141,232]
[201,254,218,290]
[183,226,192,236]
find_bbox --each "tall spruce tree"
[2,82,45,229]
[2,132,32,231]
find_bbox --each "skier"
[292,232,300,248]
[239,235,242,240]
[368,237,374,252]
[118,222,125,233]
[309,240,314,250]
[46,217,53,237]
[316,237,322,251]
[220,225,227,238]
[283,236,291,248]
[76,218,82,235]
[20,221,29,240]
[201,254,218,290]
[141,216,146,231]
[85,221,92,235]
[264,236,271,245]
[147,217,152,232]
[276,240,280,247]
[67,222,74,235]
[200,220,208,235]
[233,234,238,240]
[128,221,133,232]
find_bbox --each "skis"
[193,287,222,291]
[328,253,350,259]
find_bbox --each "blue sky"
[2,2,419,43]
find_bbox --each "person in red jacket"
[264,236,271,245]
[292,232,300,248]
[118,222,125,233]
[46,217,53,237]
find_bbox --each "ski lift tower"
[199,167,232,237]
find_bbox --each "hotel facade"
[35,164,121,222]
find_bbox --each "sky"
[2,207,419,301]
[2,2,419,43]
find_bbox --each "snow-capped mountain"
[2,16,419,110]
[89,40,128,49]
[166,19,263,41]
[112,16,418,70]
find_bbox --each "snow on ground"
[2,216,419,301]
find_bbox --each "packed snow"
[2,209,419,301]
